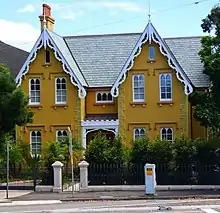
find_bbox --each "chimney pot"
[42,4,51,16]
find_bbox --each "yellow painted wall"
[118,42,189,146]
[86,89,118,115]
[17,48,81,144]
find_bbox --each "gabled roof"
[0,41,28,77]
[15,28,87,98]
[64,26,209,92]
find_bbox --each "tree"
[191,5,220,137]
[0,64,33,141]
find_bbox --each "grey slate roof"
[47,30,88,86]
[0,41,28,77]
[63,33,209,88]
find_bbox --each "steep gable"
[111,22,193,97]
[15,28,87,98]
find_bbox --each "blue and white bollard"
[144,163,156,195]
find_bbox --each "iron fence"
[0,164,53,190]
[88,163,220,185]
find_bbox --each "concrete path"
[0,190,31,201]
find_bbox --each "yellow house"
[15,4,209,154]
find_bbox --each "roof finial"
[148,0,151,23]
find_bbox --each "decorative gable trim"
[15,28,87,99]
[111,22,193,97]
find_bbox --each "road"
[0,199,220,212]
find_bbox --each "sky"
[0,0,218,51]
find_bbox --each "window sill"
[147,60,156,64]
[130,102,147,108]
[52,104,68,109]
[94,102,114,106]
[42,63,52,67]
[157,101,174,107]
[28,104,43,110]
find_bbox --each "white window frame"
[29,78,40,105]
[133,128,146,140]
[56,130,68,142]
[159,73,172,101]
[160,128,173,142]
[30,130,42,157]
[96,92,113,103]
[132,74,145,102]
[55,77,67,104]
[149,46,155,61]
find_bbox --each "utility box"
[144,163,156,195]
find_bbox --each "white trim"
[96,91,113,103]
[159,73,172,102]
[55,77,67,104]
[133,128,146,140]
[160,127,173,142]
[81,119,119,149]
[132,74,145,102]
[111,22,193,98]
[29,78,40,105]
[15,28,87,99]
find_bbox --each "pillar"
[78,160,89,192]
[52,161,63,193]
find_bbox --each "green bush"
[85,132,125,164]
[129,137,172,165]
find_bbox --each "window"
[149,46,155,61]
[160,73,172,101]
[55,77,67,104]
[45,50,50,64]
[30,131,42,155]
[56,130,68,142]
[160,128,173,142]
[133,74,145,102]
[96,92,113,103]
[29,78,40,105]
[134,128,146,140]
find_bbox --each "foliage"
[191,5,220,137]
[0,64,33,143]
[129,137,172,165]
[85,132,125,164]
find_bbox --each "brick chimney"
[39,4,55,31]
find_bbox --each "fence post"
[52,161,63,193]
[78,160,89,192]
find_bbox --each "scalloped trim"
[111,22,193,97]
[15,29,87,99]
[81,119,119,127]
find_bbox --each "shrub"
[85,132,125,164]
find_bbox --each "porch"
[81,114,119,149]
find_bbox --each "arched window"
[30,131,42,155]
[149,46,155,61]
[160,128,173,142]
[29,78,40,104]
[134,128,146,140]
[56,130,68,142]
[96,92,113,103]
[56,77,67,104]
[160,73,172,101]
[45,50,50,64]
[133,74,145,102]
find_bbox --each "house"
[15,4,209,154]
[0,41,28,77]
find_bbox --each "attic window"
[96,92,113,103]
[149,46,155,61]
[45,50,50,64]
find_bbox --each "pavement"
[1,198,220,212]
[8,189,220,202]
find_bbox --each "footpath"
[8,189,220,202]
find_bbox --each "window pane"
[102,93,107,101]
[57,96,61,102]
[97,93,101,101]
[167,93,171,99]
[108,93,112,101]
[161,93,166,99]
[149,46,155,60]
